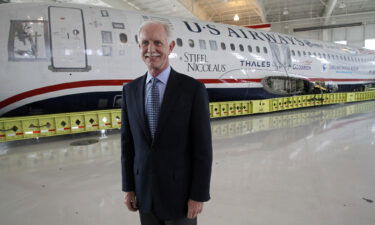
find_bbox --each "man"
[121,20,213,225]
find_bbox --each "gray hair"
[138,20,173,43]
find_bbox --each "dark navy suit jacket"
[121,68,212,220]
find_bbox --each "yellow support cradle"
[1,91,375,142]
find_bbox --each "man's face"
[139,23,175,76]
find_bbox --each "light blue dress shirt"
[145,66,171,108]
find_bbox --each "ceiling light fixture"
[283,8,289,15]
[338,1,346,9]
[234,14,239,21]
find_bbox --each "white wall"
[270,12,375,49]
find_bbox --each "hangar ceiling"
[98,0,375,27]
[6,0,375,26]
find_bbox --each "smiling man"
[121,20,213,225]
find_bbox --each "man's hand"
[124,191,138,212]
[187,199,203,219]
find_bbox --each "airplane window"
[256,46,260,53]
[199,40,206,49]
[119,33,128,43]
[248,45,252,52]
[176,38,183,47]
[209,40,218,51]
[336,55,339,60]
[327,54,330,59]
[239,44,244,52]
[230,43,235,51]
[308,52,311,56]
[340,56,343,60]
[291,50,295,56]
[313,52,317,57]
[297,50,301,57]
[135,35,138,44]
[221,42,226,50]
[303,51,306,56]
[344,56,347,61]
[188,39,195,48]
[323,53,326,59]
[318,53,322,58]
[263,47,268,54]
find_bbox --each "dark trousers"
[139,212,197,225]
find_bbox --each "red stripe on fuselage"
[0,80,132,109]
[1,78,375,109]
[199,79,262,83]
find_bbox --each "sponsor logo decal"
[240,60,271,68]
[183,52,226,72]
[322,64,328,72]
[292,60,312,70]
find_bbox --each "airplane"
[1,2,375,117]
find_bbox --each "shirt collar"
[146,66,171,85]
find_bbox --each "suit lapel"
[153,69,181,143]
[135,74,152,143]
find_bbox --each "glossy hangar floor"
[1,101,375,225]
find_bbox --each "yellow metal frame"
[1,91,375,142]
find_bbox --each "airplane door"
[48,6,91,72]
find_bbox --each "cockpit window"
[8,20,49,61]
